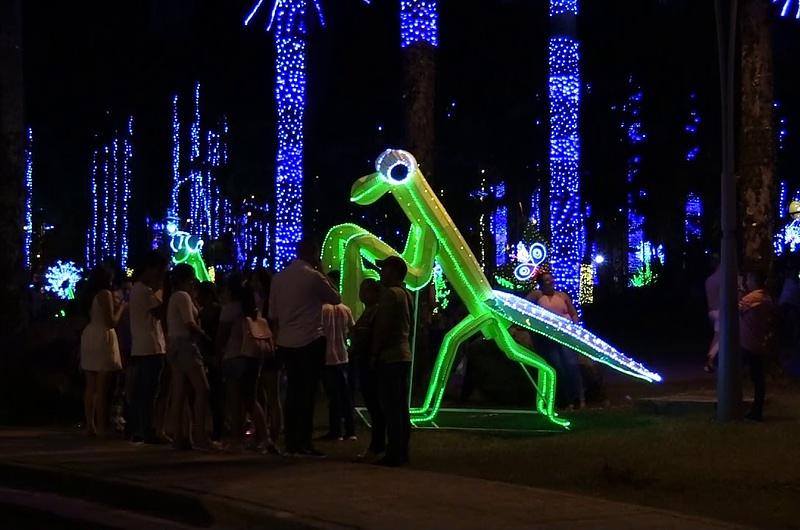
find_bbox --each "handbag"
[242,311,274,356]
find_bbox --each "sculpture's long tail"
[488,290,662,383]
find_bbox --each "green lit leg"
[487,320,570,429]
[322,223,438,317]
[410,313,491,423]
[321,224,370,274]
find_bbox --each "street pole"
[714,0,743,421]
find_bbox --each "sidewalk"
[0,428,749,530]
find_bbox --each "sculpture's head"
[351,149,419,205]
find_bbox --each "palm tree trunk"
[738,0,775,271]
[403,43,436,178]
[0,0,26,420]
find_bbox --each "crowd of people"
[74,238,794,468]
[77,242,414,466]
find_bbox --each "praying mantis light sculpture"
[323,149,662,429]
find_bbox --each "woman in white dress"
[80,266,126,436]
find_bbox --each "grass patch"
[326,387,800,528]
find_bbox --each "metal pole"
[714,0,743,421]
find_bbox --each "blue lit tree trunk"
[245,0,321,270]
[273,29,307,269]
[401,0,438,176]
[548,0,584,306]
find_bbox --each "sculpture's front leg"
[322,223,438,317]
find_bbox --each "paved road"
[0,428,749,530]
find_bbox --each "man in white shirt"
[128,250,169,443]
[320,271,356,441]
[269,241,341,456]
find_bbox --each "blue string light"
[490,182,508,267]
[774,0,800,19]
[121,117,133,268]
[86,118,133,268]
[548,0,583,307]
[170,94,183,215]
[87,149,98,267]
[239,197,270,269]
[400,0,438,48]
[779,180,788,213]
[685,192,703,243]
[685,93,701,162]
[190,82,203,235]
[621,78,648,278]
[170,88,235,246]
[24,128,33,270]
[530,187,542,226]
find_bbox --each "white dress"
[80,292,122,372]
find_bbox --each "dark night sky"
[21,0,800,264]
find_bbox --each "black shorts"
[223,356,261,403]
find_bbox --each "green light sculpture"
[322,150,662,429]
[167,220,211,282]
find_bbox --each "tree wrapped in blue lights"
[548,0,584,305]
[400,0,438,178]
[245,0,324,270]
[85,117,133,269]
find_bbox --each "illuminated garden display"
[494,219,551,294]
[45,261,83,300]
[166,218,211,282]
[322,149,662,429]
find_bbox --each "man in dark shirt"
[373,256,413,466]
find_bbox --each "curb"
[0,461,353,530]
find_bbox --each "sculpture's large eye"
[375,149,418,184]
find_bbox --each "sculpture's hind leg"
[410,313,491,424]
[487,320,570,429]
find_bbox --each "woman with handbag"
[218,274,278,453]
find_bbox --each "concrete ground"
[0,428,750,530]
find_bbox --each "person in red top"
[739,270,776,422]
